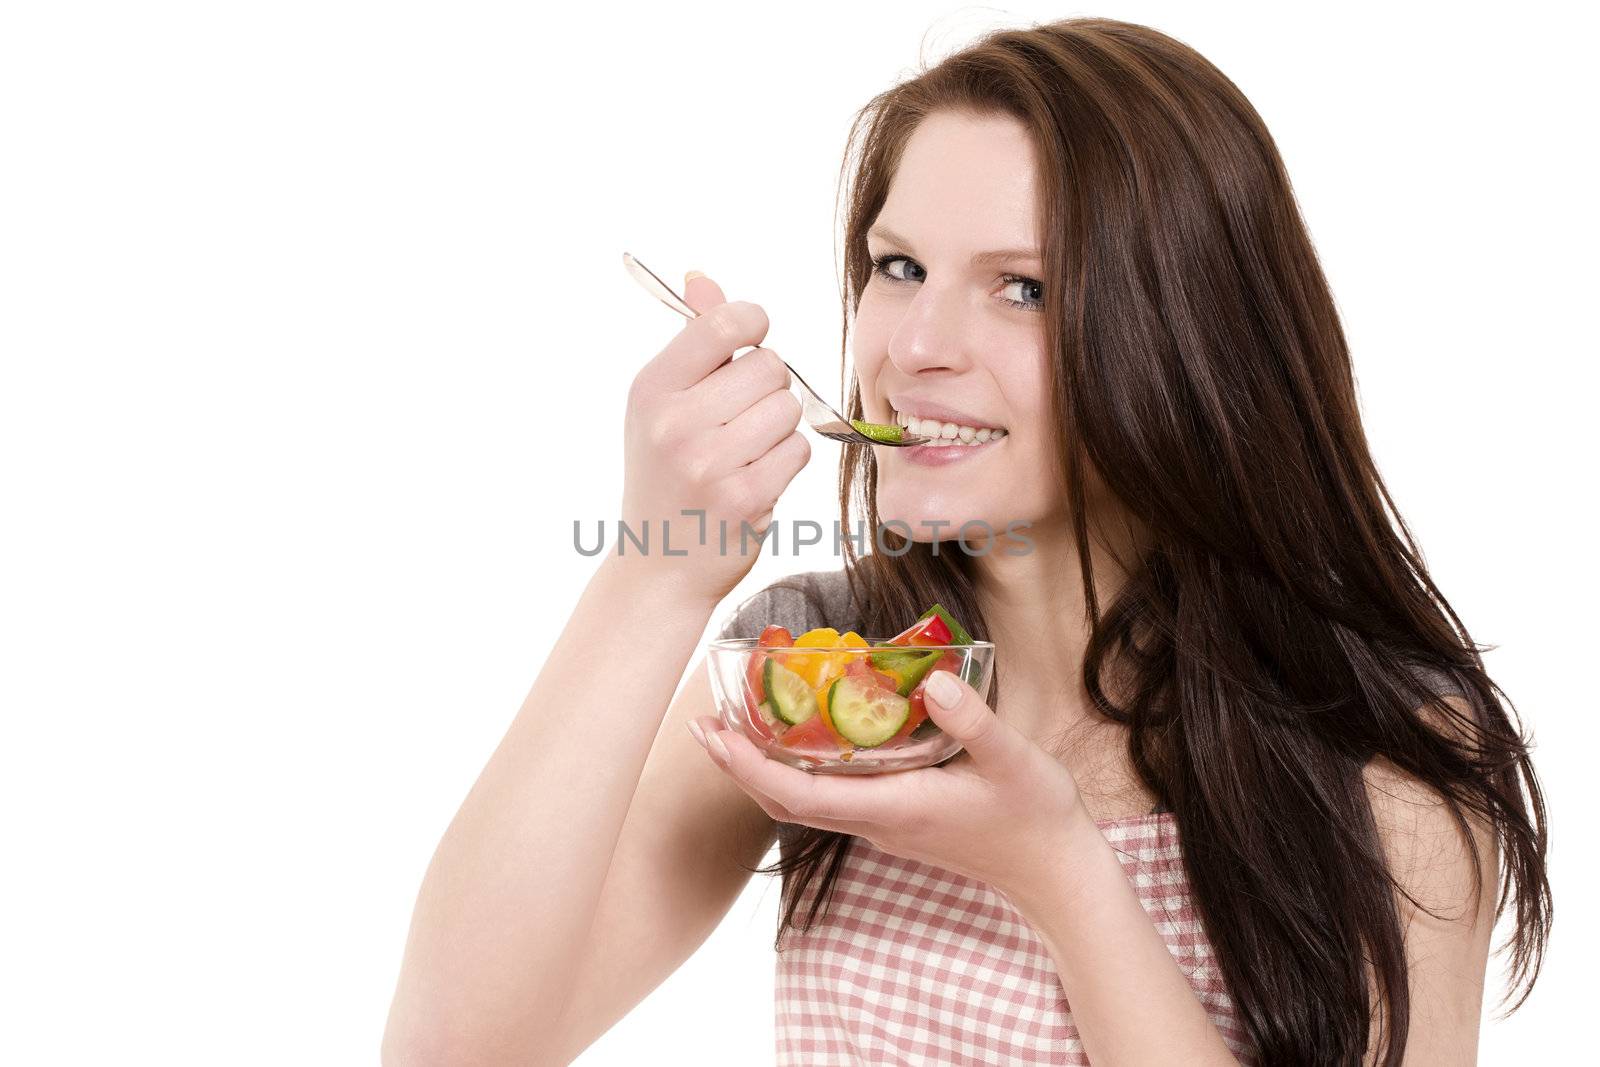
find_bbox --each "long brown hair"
[741,16,1550,1065]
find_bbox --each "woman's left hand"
[689,668,1086,896]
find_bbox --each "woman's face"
[854,109,1066,545]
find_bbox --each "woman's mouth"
[890,408,1008,466]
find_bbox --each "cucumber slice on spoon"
[849,418,904,444]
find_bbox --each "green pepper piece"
[868,648,941,696]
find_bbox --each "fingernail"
[687,720,706,747]
[707,731,730,764]
[684,269,706,285]
[926,670,961,707]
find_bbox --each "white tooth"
[906,416,924,434]
[958,425,975,442]
[940,421,958,439]
[976,427,991,442]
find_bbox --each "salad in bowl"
[706,605,995,773]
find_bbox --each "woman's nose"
[885,282,977,376]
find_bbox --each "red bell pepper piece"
[884,611,953,648]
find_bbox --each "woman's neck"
[969,513,1142,728]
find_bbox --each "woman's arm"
[1002,696,1499,1067]
[381,556,718,1065]
[383,274,811,1065]
[1357,696,1498,1066]
[999,809,1245,1066]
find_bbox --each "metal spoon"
[622,252,929,447]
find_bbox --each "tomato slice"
[760,625,796,648]
[780,711,851,756]
[842,654,901,693]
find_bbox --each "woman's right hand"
[617,271,812,607]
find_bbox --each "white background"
[2,1,1594,1063]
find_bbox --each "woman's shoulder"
[714,566,861,641]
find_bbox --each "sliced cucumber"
[754,700,784,733]
[849,418,903,443]
[826,675,911,748]
[763,658,818,725]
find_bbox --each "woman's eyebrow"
[867,224,1041,265]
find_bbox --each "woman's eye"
[999,276,1045,311]
[870,253,1043,312]
[871,254,924,283]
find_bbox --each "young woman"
[383,17,1550,1066]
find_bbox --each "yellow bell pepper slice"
[788,627,840,686]
[816,630,870,690]
[785,627,870,688]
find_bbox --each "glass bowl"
[706,638,996,774]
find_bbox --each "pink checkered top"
[772,810,1258,1065]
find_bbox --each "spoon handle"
[623,252,833,409]
[621,251,928,447]
[622,252,696,319]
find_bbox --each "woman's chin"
[875,498,1010,541]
